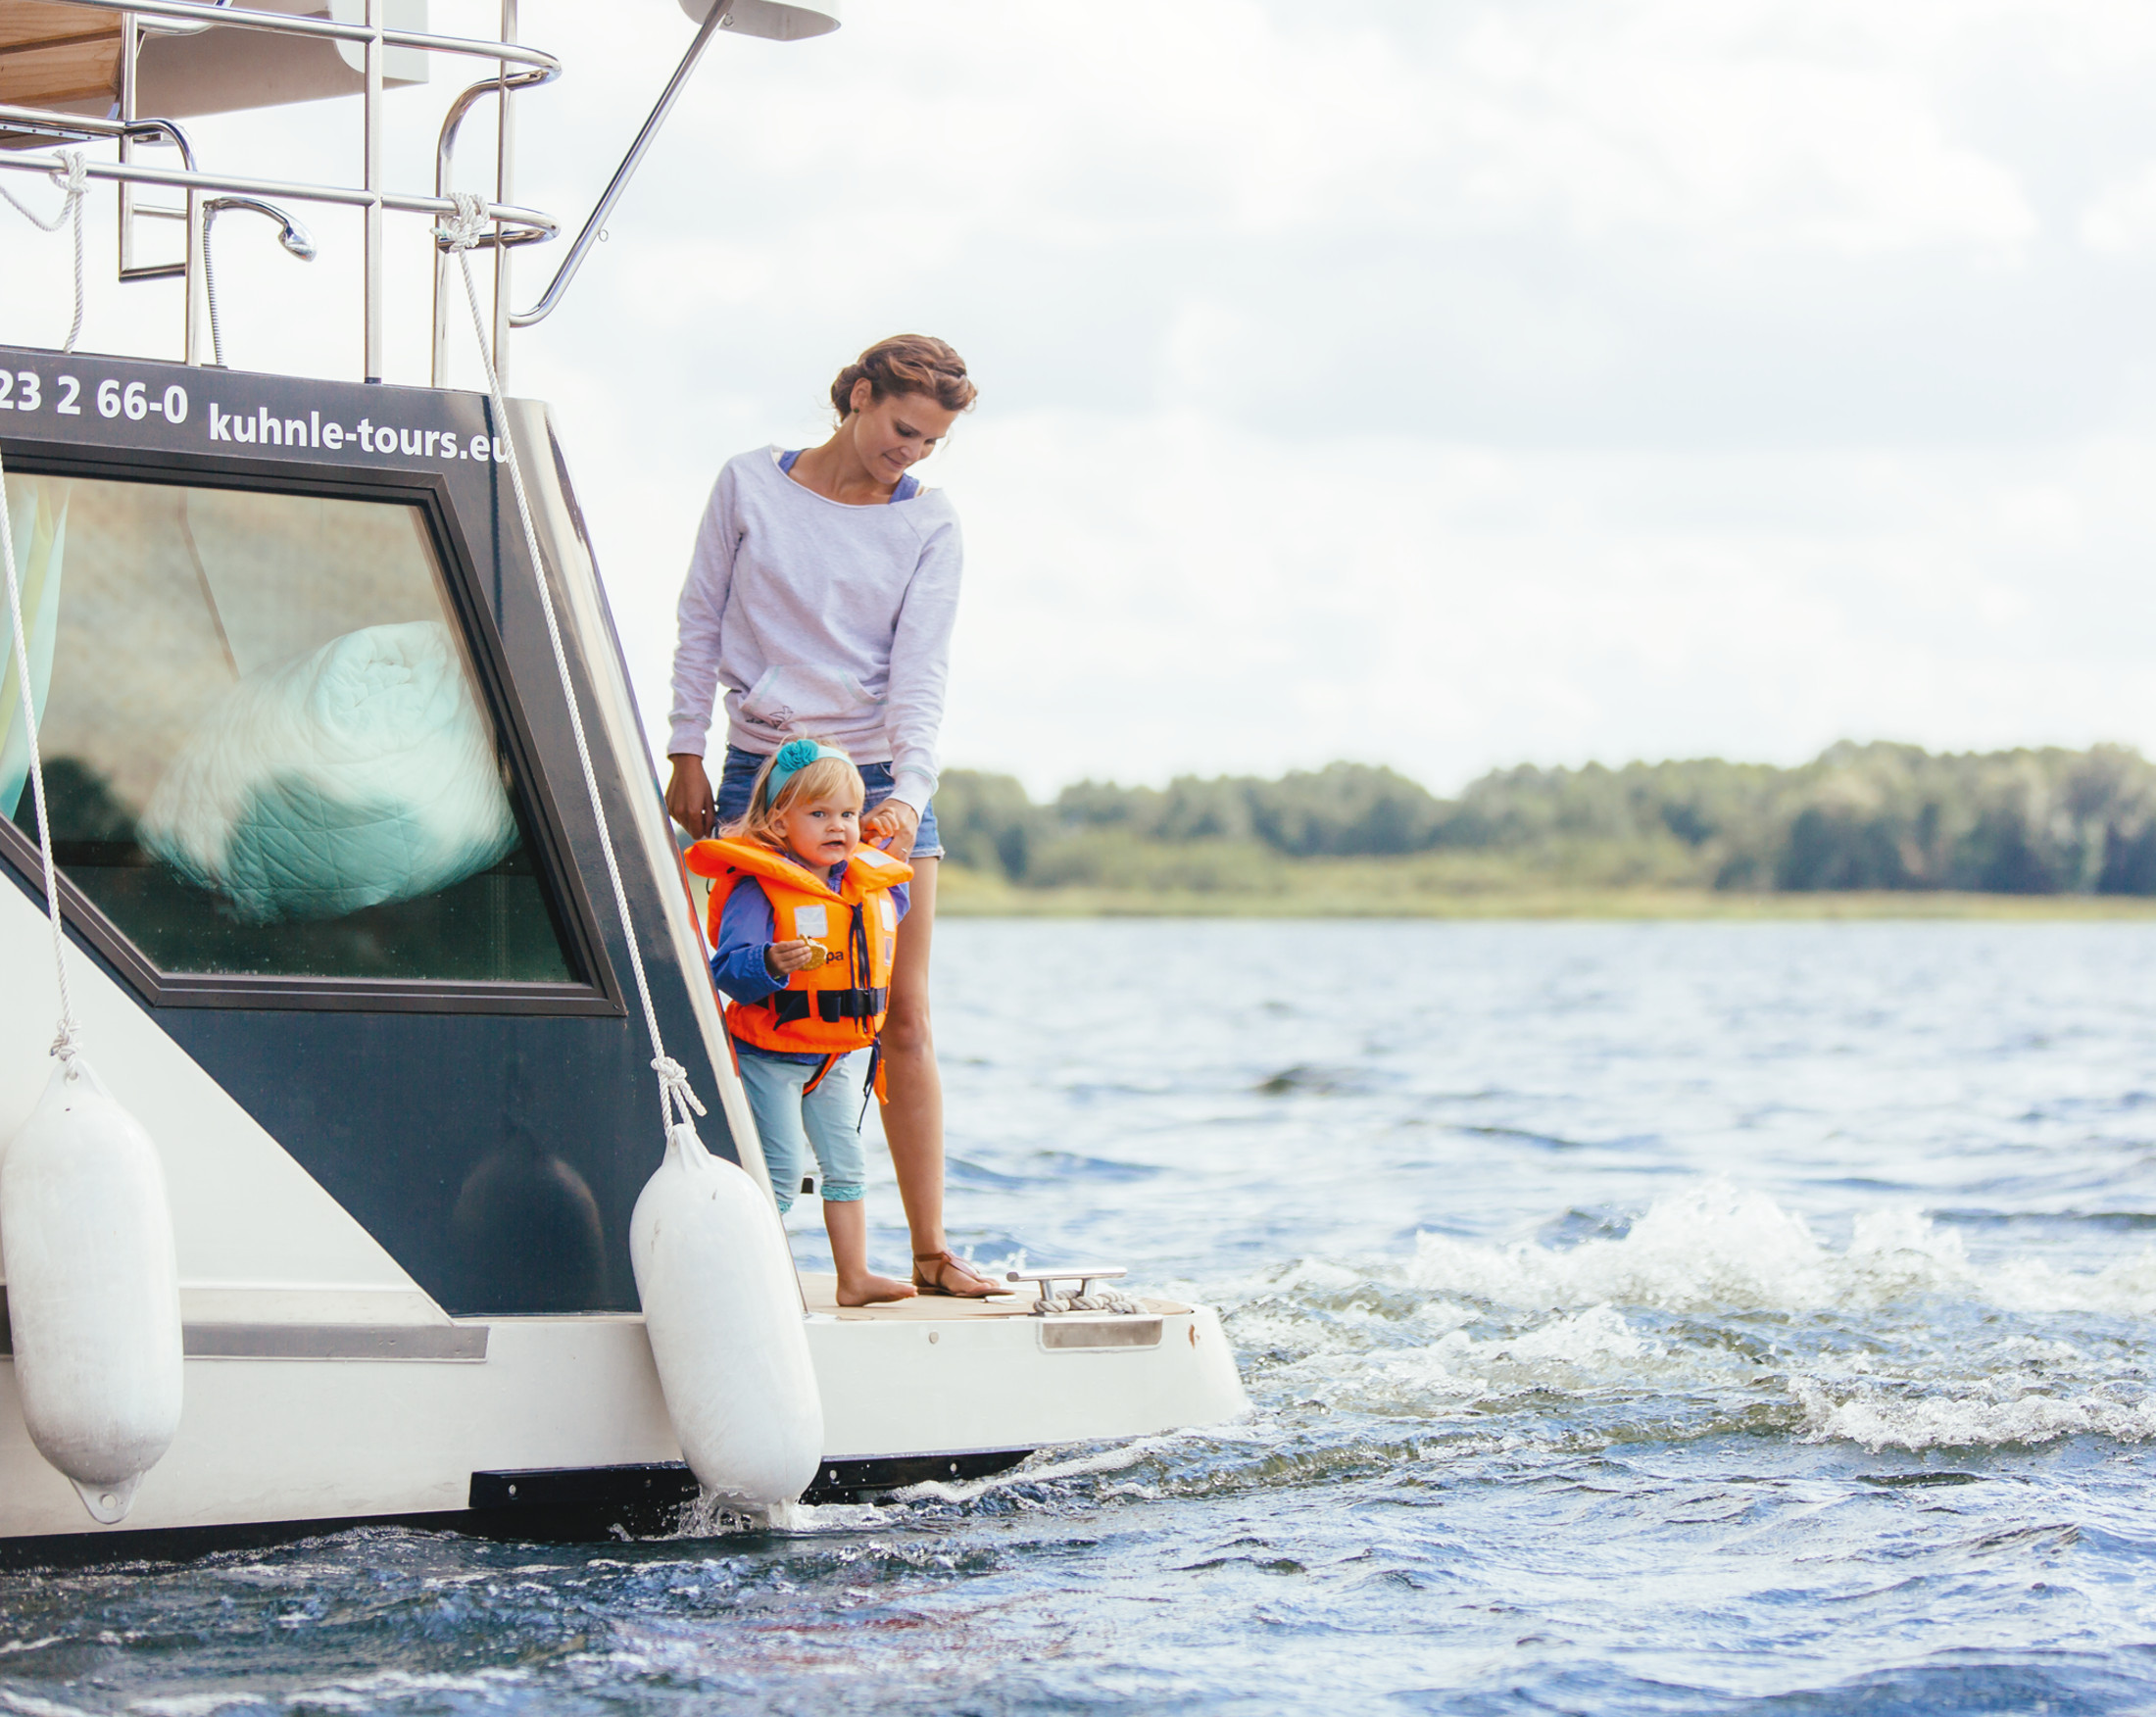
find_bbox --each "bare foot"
[836,1273,918,1306]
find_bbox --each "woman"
[663,334,998,1298]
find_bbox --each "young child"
[685,737,917,1306]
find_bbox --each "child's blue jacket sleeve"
[707,869,910,1005]
[710,876,784,1004]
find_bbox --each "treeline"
[933,742,2156,896]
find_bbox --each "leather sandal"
[912,1250,1001,1299]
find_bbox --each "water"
[9,919,2156,1714]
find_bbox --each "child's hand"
[765,939,827,977]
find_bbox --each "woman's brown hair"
[830,335,977,418]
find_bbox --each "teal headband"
[765,738,853,803]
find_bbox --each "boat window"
[1,472,578,985]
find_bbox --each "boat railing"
[0,0,564,384]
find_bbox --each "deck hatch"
[1038,1316,1164,1350]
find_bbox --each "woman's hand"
[764,939,826,978]
[863,796,921,859]
[666,753,714,838]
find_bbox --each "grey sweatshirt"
[665,447,963,812]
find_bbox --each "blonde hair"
[724,746,865,850]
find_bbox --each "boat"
[0,0,1247,1565]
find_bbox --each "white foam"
[1287,1301,1764,1418]
[0,1691,97,1717]
[892,1432,1198,1505]
[1795,1381,2156,1450]
[1401,1178,2156,1320]
[1199,1181,2156,1452]
[760,1498,898,1532]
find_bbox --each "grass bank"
[934,862,2156,920]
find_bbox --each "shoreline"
[934,868,2156,920]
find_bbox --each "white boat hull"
[0,1294,1245,1543]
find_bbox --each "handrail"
[430,64,557,384]
[0,109,197,169]
[507,0,733,330]
[41,0,562,74]
[0,150,557,242]
[0,0,737,382]
[433,72,557,232]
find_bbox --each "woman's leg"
[879,858,997,1295]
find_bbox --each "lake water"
[7,919,2156,1714]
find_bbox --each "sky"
[7,0,2156,797]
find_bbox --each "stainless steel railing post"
[492,0,516,387]
[509,0,733,330]
[184,178,201,364]
[363,0,384,381]
[118,13,136,279]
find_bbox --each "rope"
[0,152,89,355]
[435,191,704,1137]
[0,448,85,1078]
[1033,1290,1144,1316]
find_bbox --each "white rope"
[1,152,89,355]
[435,191,705,1136]
[0,448,85,1078]
[1033,1289,1144,1317]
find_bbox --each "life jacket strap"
[766,986,887,1026]
[816,986,887,1023]
[858,1037,886,1128]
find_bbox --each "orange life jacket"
[684,835,913,1058]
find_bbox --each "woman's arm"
[665,470,740,762]
[664,470,743,835]
[878,515,963,816]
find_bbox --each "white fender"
[0,1060,183,1524]
[630,1124,821,1506]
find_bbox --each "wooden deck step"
[0,2,123,112]
[798,1272,1190,1322]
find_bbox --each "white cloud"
[7,0,2156,797]
[2081,161,2156,253]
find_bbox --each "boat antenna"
[435,189,707,1145]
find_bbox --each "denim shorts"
[714,744,943,859]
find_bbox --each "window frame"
[0,445,625,1016]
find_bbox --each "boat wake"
[1195,1178,2156,1461]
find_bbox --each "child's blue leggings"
[735,1047,868,1214]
